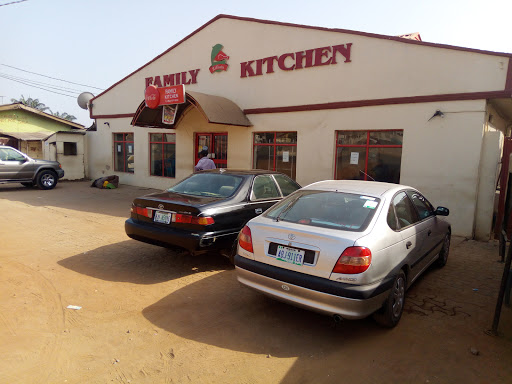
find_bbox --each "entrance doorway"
[195,133,227,168]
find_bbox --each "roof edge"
[0,103,85,129]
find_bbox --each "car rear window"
[264,190,380,231]
[167,173,243,197]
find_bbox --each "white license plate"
[154,211,172,224]
[276,245,305,266]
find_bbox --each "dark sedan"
[125,169,301,262]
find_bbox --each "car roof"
[196,168,287,176]
[301,180,412,197]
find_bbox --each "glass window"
[273,174,300,196]
[168,173,243,197]
[253,132,297,180]
[406,190,434,220]
[387,205,398,230]
[265,190,380,232]
[0,147,25,161]
[150,133,176,178]
[251,175,281,200]
[336,130,403,183]
[392,192,419,228]
[113,133,134,173]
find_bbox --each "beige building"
[87,15,512,239]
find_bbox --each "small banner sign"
[145,84,186,109]
[162,105,178,125]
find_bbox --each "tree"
[51,111,77,122]
[11,95,49,112]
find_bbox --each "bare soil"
[1,181,511,384]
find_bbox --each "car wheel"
[373,270,406,328]
[435,233,451,268]
[21,182,34,187]
[36,170,58,190]
[228,240,238,266]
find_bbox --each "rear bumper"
[57,169,64,179]
[234,255,393,320]
[125,218,238,254]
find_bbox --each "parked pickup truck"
[0,145,65,190]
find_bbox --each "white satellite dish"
[77,92,94,110]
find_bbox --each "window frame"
[113,133,134,173]
[149,132,176,178]
[334,130,403,182]
[252,131,297,180]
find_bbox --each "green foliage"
[11,95,77,122]
[11,95,49,112]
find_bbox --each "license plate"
[154,211,172,224]
[276,245,305,266]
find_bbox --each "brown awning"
[131,91,252,128]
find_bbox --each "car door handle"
[406,241,412,249]
[428,230,432,236]
[255,208,263,214]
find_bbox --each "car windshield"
[265,190,380,231]
[167,173,244,197]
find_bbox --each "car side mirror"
[435,206,449,216]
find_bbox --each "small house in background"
[0,103,86,180]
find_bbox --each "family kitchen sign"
[144,43,352,88]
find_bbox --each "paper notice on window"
[283,151,289,163]
[350,152,359,165]
[128,145,133,154]
[117,145,122,152]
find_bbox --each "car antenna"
[359,170,376,181]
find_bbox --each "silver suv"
[0,145,65,190]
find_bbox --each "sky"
[1,0,512,127]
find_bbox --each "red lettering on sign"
[278,53,295,71]
[163,74,175,86]
[294,49,314,69]
[331,43,352,63]
[145,77,154,88]
[153,76,162,88]
[262,56,278,74]
[240,61,256,78]
[314,46,332,66]
[189,69,200,83]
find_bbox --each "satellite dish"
[77,92,94,110]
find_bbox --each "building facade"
[0,103,86,179]
[87,15,512,239]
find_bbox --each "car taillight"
[174,213,214,225]
[332,247,372,274]
[239,225,253,253]
[131,205,153,218]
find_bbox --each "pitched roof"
[91,14,512,103]
[0,103,85,130]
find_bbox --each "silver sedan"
[234,180,451,327]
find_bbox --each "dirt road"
[1,181,511,384]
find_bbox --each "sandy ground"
[1,180,511,384]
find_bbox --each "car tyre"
[373,269,406,328]
[435,233,450,268]
[36,170,58,190]
[21,182,34,187]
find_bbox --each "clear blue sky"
[1,0,511,127]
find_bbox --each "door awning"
[131,91,252,128]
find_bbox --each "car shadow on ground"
[142,269,381,358]
[58,240,233,284]
[0,181,160,218]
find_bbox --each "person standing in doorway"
[194,148,216,172]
